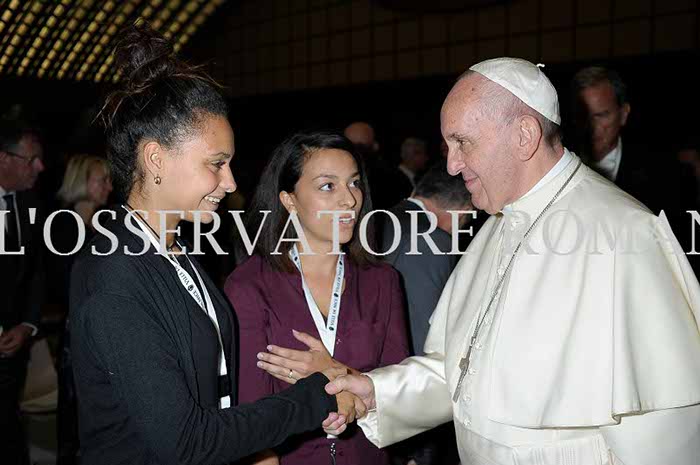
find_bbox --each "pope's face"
[441,74,518,215]
[575,81,630,160]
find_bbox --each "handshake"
[320,367,375,435]
[255,329,377,436]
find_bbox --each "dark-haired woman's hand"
[257,330,359,384]
[322,390,366,435]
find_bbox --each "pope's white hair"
[458,70,561,147]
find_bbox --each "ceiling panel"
[0,0,227,83]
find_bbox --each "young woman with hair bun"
[69,24,355,465]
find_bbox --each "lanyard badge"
[122,206,231,409]
[289,244,345,357]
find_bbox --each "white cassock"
[359,150,700,465]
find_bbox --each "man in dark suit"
[571,68,640,183]
[344,121,413,210]
[380,162,472,465]
[571,66,675,213]
[381,161,472,355]
[571,67,697,272]
[397,137,430,189]
[0,120,45,465]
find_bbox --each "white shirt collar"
[407,197,427,211]
[502,148,574,212]
[398,164,416,186]
[592,138,622,181]
[0,185,16,233]
[0,185,8,211]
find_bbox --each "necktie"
[2,194,20,251]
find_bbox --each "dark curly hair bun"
[113,22,179,92]
[99,22,228,201]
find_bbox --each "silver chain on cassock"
[453,160,583,403]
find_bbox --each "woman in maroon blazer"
[225,132,409,465]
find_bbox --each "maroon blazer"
[225,254,409,465]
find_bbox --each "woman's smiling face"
[157,114,236,224]
[281,148,363,252]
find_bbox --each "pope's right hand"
[323,374,376,435]
[326,374,376,410]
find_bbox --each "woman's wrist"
[331,360,361,377]
[331,360,349,373]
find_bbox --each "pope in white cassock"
[326,57,700,465]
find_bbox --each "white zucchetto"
[469,57,561,125]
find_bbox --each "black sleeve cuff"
[286,371,337,416]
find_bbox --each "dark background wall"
[0,0,698,199]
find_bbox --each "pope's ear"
[516,115,541,161]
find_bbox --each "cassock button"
[468,367,477,375]
[465,395,472,404]
[475,342,483,350]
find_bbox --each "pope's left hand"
[257,330,340,384]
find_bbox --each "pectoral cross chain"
[451,161,583,404]
[453,335,477,402]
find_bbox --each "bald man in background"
[344,122,412,211]
[344,122,379,153]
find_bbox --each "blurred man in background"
[344,121,412,210]
[397,137,430,189]
[0,118,46,465]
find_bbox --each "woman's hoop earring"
[154,175,162,185]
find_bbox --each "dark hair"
[99,22,228,201]
[245,132,377,273]
[414,160,471,209]
[0,118,42,153]
[571,66,627,106]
